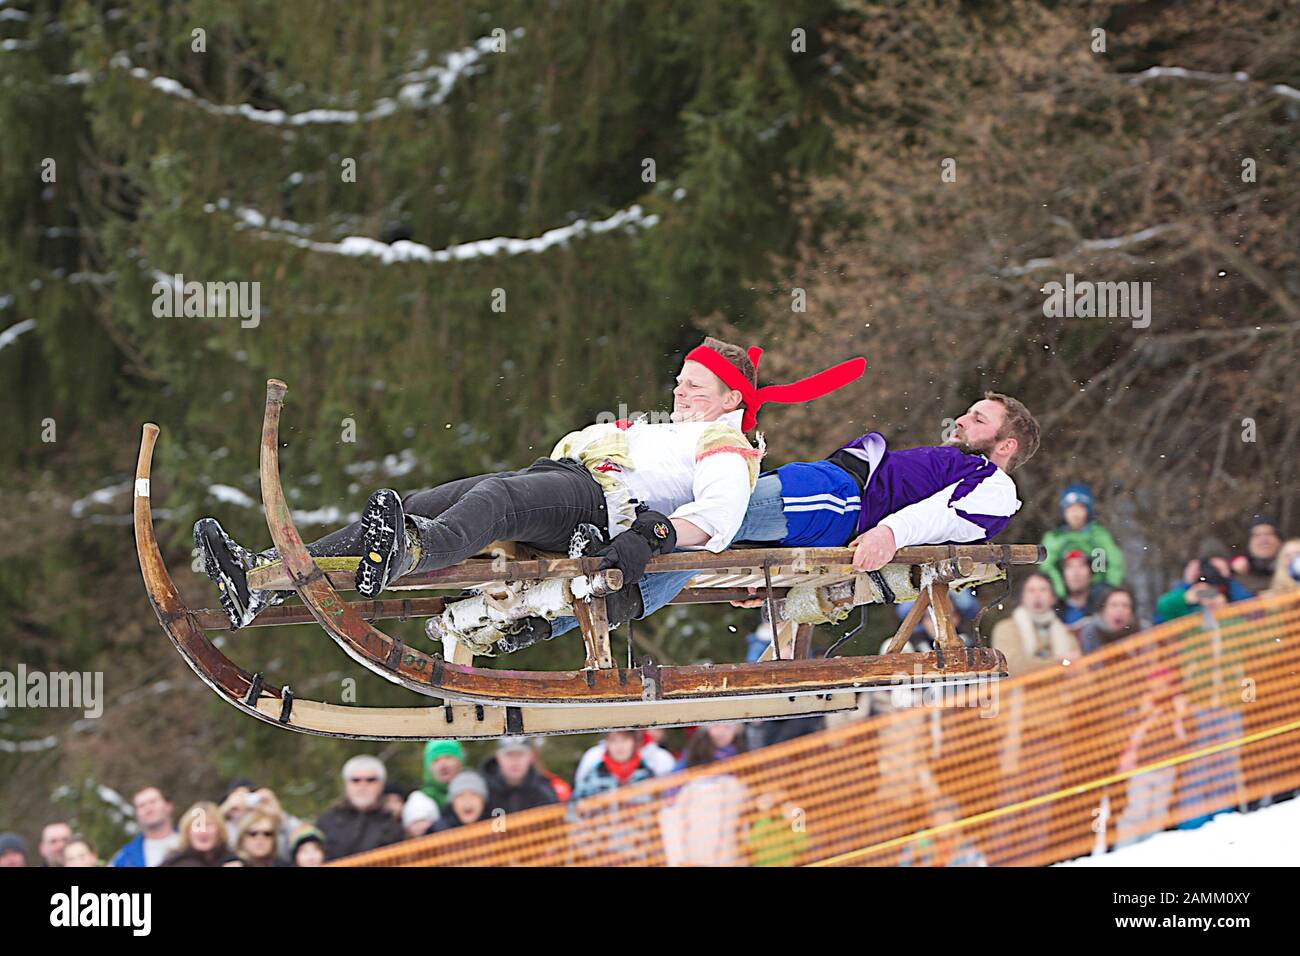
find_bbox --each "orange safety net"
[333,589,1300,867]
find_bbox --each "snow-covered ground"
[1059,796,1300,867]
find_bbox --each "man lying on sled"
[528,390,1041,647]
[193,337,866,632]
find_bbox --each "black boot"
[194,518,280,629]
[355,489,415,598]
[497,616,554,654]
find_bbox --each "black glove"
[604,584,645,628]
[594,509,676,587]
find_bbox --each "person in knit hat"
[1040,483,1125,599]
[1054,549,1109,629]
[401,740,464,835]
[289,824,326,867]
[401,791,439,837]
[315,755,404,861]
[0,832,28,867]
[1231,514,1283,594]
[431,771,490,832]
[990,572,1082,676]
[420,740,465,811]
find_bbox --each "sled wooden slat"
[247,544,1042,594]
[191,597,450,631]
[193,588,798,631]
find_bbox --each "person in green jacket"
[1153,555,1252,624]
[1040,483,1125,599]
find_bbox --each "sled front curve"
[135,423,856,739]
[259,380,1019,709]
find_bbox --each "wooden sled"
[134,424,860,740]
[241,380,1040,712]
[135,379,1043,737]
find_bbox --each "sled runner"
[134,379,1044,739]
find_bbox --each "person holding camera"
[218,779,303,863]
[1154,547,1253,624]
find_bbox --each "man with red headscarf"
[193,336,864,642]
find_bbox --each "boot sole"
[356,490,403,598]
[195,519,251,630]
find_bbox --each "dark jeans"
[305,458,608,573]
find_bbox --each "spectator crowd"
[0,719,811,867]
[988,485,1297,677]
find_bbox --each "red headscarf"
[684,344,866,432]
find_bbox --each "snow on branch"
[1126,66,1300,103]
[0,13,65,51]
[0,318,35,351]
[208,199,317,237]
[70,479,134,518]
[999,223,1183,277]
[70,451,418,526]
[58,30,525,126]
[220,200,661,265]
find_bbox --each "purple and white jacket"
[830,432,1021,546]
[771,432,1021,548]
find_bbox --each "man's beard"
[946,434,997,457]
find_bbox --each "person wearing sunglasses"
[315,755,405,861]
[235,812,287,867]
